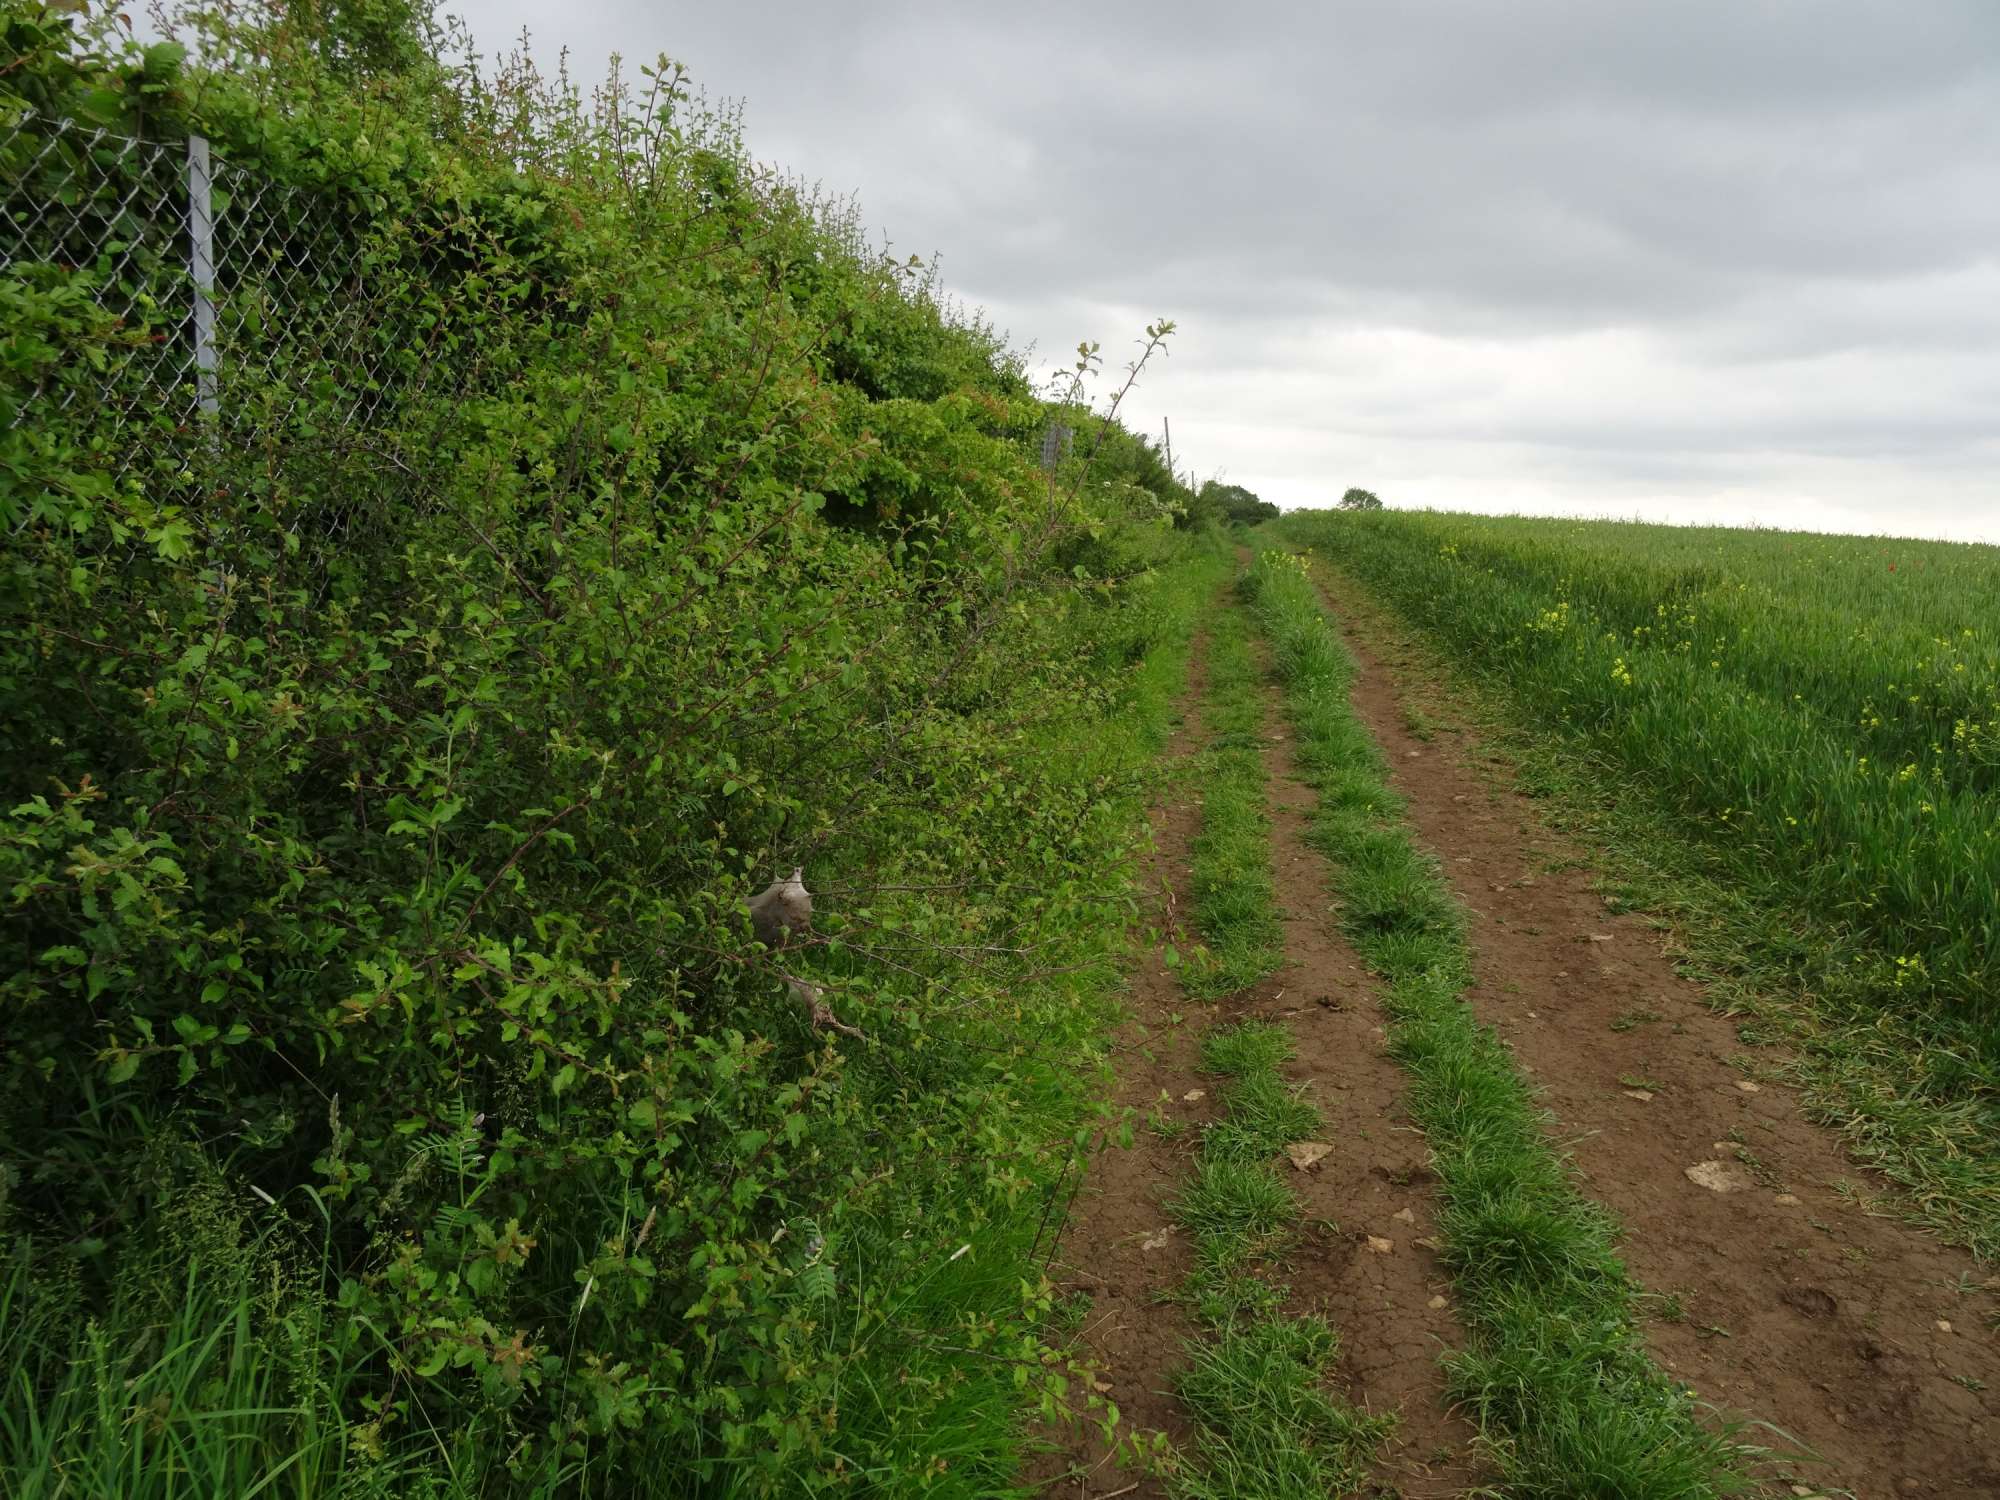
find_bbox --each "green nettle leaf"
[105,1052,140,1084]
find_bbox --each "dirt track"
[1039,575,2000,1498]
[1031,633,1210,1493]
[1042,621,1481,1496]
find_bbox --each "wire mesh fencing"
[4,109,477,612]
[3,113,200,474]
[2,109,423,492]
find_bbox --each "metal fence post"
[186,134,218,416]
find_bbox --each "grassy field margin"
[1246,547,1762,1499]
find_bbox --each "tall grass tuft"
[0,1191,432,1500]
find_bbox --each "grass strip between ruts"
[1165,1017,1389,1499]
[1246,547,1766,1500]
[1145,577,1386,1497]
[1182,587,1285,997]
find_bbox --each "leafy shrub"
[0,4,1202,1491]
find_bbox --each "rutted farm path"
[1039,605,1481,1498]
[1311,565,2000,1499]
[1040,569,2000,1498]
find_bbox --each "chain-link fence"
[2,109,412,484]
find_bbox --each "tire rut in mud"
[1032,629,1212,1497]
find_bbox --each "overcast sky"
[452,2,2000,541]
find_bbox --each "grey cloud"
[454,0,2000,539]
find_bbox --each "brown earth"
[1029,629,1213,1496]
[1035,615,1485,1497]
[1310,560,2000,1499]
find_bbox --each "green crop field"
[1277,511,2000,1026]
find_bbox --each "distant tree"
[1339,487,1383,511]
[1195,480,1279,527]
